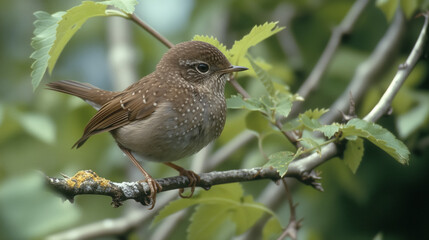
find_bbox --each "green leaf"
[17,113,56,144]
[245,111,271,134]
[248,57,275,96]
[262,217,282,240]
[231,195,266,235]
[376,0,399,21]
[315,124,341,138]
[230,22,285,66]
[282,118,301,131]
[343,138,364,174]
[188,203,235,240]
[30,1,130,90]
[263,151,295,177]
[155,183,278,240]
[299,114,322,130]
[30,11,65,90]
[274,93,293,118]
[192,35,230,59]
[100,0,138,14]
[400,0,418,19]
[48,1,108,75]
[152,197,199,226]
[301,108,329,119]
[227,95,264,112]
[342,118,410,165]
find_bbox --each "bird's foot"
[139,177,162,210]
[177,169,200,198]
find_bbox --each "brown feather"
[46,80,117,108]
[71,74,164,148]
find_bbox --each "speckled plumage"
[46,41,247,208]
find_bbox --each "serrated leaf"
[248,57,275,96]
[192,35,230,59]
[100,0,138,14]
[343,138,364,174]
[262,217,282,240]
[48,1,109,74]
[188,203,234,240]
[263,151,295,177]
[30,1,110,90]
[230,22,285,66]
[231,195,266,235]
[299,114,322,130]
[275,95,292,118]
[301,108,329,119]
[282,118,301,131]
[17,113,56,144]
[155,183,277,239]
[315,124,341,138]
[227,95,264,112]
[342,118,410,165]
[155,183,276,237]
[30,11,65,90]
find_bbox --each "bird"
[46,40,248,209]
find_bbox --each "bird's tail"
[46,80,116,110]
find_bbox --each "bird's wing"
[73,79,163,148]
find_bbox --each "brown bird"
[46,41,247,209]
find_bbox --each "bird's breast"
[112,94,226,162]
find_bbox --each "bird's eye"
[196,63,209,73]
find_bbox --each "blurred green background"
[1,0,429,239]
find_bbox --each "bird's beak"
[220,65,248,73]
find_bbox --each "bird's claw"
[177,169,200,198]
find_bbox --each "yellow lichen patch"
[66,170,111,188]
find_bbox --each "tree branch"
[321,10,406,124]
[288,0,370,118]
[277,179,301,240]
[364,12,429,122]
[46,168,282,207]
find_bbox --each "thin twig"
[229,76,251,99]
[321,10,406,124]
[289,10,429,177]
[364,12,429,122]
[128,14,175,49]
[288,0,370,119]
[277,179,301,240]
